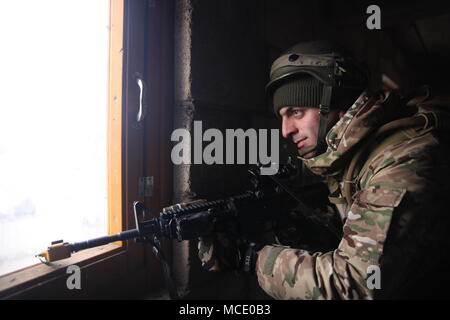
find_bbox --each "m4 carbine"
[37,161,340,299]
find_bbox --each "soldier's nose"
[281,117,298,139]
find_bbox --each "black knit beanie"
[273,76,323,116]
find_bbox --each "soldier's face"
[279,106,341,159]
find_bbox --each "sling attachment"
[133,201,179,300]
[147,235,180,300]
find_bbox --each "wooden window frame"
[0,0,172,299]
[142,0,175,289]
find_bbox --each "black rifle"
[37,161,341,299]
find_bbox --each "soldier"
[199,40,450,299]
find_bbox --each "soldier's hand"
[163,200,241,271]
[197,232,241,272]
[198,234,267,274]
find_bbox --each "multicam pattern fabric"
[198,236,221,271]
[303,91,406,176]
[198,233,242,272]
[255,90,450,299]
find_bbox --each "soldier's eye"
[292,109,304,117]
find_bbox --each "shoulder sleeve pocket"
[357,185,407,207]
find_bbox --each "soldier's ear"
[338,111,345,119]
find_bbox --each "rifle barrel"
[70,229,140,252]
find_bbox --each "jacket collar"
[302,90,405,176]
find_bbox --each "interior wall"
[173,0,274,299]
[172,0,450,299]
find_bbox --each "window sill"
[0,243,123,299]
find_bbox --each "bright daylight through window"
[0,0,111,276]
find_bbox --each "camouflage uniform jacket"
[256,90,450,299]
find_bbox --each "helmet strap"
[316,85,333,155]
[296,85,333,158]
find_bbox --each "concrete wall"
[173,0,275,300]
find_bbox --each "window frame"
[142,0,175,289]
[0,0,160,299]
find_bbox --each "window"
[0,0,110,277]
[0,0,173,299]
